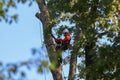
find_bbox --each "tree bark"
[84,1,98,79]
[36,0,62,80]
[68,28,81,80]
[68,53,77,80]
[85,42,95,80]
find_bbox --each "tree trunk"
[85,42,95,80]
[68,53,77,80]
[68,29,81,80]
[36,0,62,80]
[85,1,98,79]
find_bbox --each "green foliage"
[0,0,36,24]
[1,0,120,79]
[41,60,48,67]
[36,0,41,3]
[49,62,56,70]
[47,0,120,79]
[38,65,43,73]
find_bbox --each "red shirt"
[62,34,71,42]
[55,34,71,43]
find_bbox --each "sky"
[0,1,80,80]
[0,1,53,80]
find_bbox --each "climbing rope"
[63,48,71,65]
[37,10,47,80]
[61,48,71,80]
[67,48,70,57]
[43,68,46,80]
[61,64,67,80]
[39,21,43,46]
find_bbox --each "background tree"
[0,0,120,80]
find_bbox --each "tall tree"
[36,0,120,80]
[36,0,64,79]
[0,0,120,80]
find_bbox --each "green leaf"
[0,2,4,9]
[38,66,43,73]
[49,62,56,70]
[7,0,16,7]
[8,65,17,74]
[0,10,5,18]
[12,14,18,22]
[21,0,27,3]
[41,61,48,67]
[36,0,41,3]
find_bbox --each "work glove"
[55,39,62,44]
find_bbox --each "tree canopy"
[47,0,120,79]
[0,0,120,80]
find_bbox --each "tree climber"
[51,28,71,50]
[51,28,71,64]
